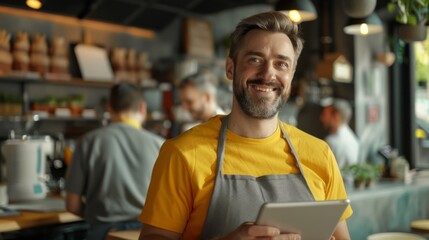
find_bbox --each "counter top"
[347,179,429,239]
[106,229,140,240]
[0,210,81,232]
[347,179,429,198]
[0,196,82,233]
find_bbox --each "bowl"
[367,232,426,240]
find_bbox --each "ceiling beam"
[78,0,105,19]
[122,4,149,25]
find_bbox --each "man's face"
[226,29,296,119]
[179,85,207,121]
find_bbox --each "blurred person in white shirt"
[320,98,360,169]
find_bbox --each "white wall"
[354,34,389,164]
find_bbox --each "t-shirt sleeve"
[325,147,353,221]
[64,138,87,196]
[138,140,194,234]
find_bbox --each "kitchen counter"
[0,210,81,232]
[0,196,86,239]
[347,178,429,239]
[106,229,140,240]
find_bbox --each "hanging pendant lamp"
[344,13,383,35]
[274,0,318,23]
[26,0,42,9]
[343,0,377,18]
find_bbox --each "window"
[414,33,429,168]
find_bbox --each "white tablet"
[255,199,350,240]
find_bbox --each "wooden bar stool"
[411,219,429,234]
[105,229,140,240]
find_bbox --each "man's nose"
[259,62,276,81]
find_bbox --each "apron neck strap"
[278,123,306,174]
[215,116,229,174]
[216,116,306,174]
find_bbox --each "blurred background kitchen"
[0,0,429,239]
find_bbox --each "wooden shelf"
[0,115,167,124]
[44,78,114,88]
[0,115,104,122]
[0,74,171,140]
[0,75,164,89]
[0,75,114,88]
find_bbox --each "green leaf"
[391,0,429,24]
[416,0,426,7]
[388,3,397,13]
[396,14,407,24]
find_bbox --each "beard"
[190,104,206,121]
[233,76,290,119]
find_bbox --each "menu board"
[183,18,214,58]
[74,44,114,82]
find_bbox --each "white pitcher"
[1,139,48,202]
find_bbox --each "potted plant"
[343,163,382,189]
[69,94,86,117]
[45,96,58,115]
[388,0,429,42]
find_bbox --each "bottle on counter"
[390,156,411,184]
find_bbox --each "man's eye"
[278,62,289,69]
[249,58,261,63]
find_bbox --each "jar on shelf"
[111,47,127,82]
[0,30,13,74]
[12,32,30,72]
[29,33,50,75]
[137,51,154,85]
[126,48,138,83]
[49,36,69,74]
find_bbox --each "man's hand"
[219,222,301,240]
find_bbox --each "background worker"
[138,11,352,239]
[320,98,360,169]
[177,70,225,131]
[65,83,164,240]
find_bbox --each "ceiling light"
[26,0,42,10]
[274,0,317,23]
[343,0,377,18]
[344,13,383,35]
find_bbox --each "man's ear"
[140,101,147,119]
[333,111,343,123]
[225,57,234,80]
[203,91,211,102]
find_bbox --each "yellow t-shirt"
[139,115,353,239]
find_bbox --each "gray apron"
[200,116,315,239]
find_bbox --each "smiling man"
[138,11,352,240]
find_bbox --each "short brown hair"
[179,71,217,97]
[109,83,144,112]
[229,11,303,67]
[331,99,353,123]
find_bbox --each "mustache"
[247,79,283,89]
